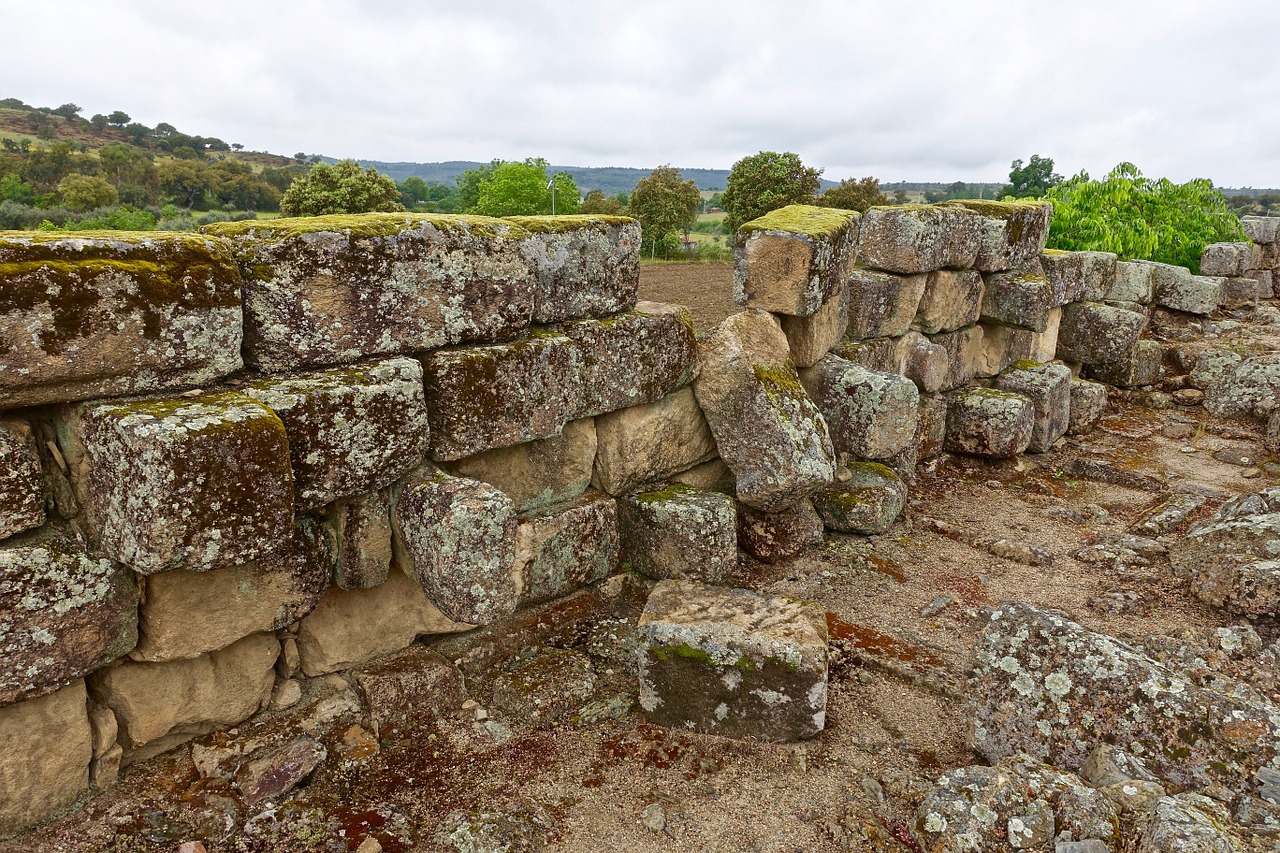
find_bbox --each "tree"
[106,110,131,127]
[816,176,890,212]
[399,176,430,204]
[472,159,579,217]
[0,174,34,205]
[89,114,110,132]
[455,161,498,212]
[52,103,82,119]
[721,151,822,232]
[58,174,118,211]
[157,159,219,208]
[279,159,404,217]
[579,189,624,215]
[1003,154,1063,198]
[629,165,701,258]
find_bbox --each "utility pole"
[546,177,556,215]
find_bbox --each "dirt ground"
[8,272,1279,853]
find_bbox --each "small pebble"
[920,595,956,618]
[640,802,666,833]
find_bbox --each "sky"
[6,0,1280,186]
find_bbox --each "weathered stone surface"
[296,565,471,677]
[694,310,835,511]
[593,387,716,496]
[970,602,1280,798]
[812,461,906,534]
[504,215,639,323]
[1086,339,1164,389]
[980,271,1054,332]
[671,457,736,492]
[894,331,950,393]
[0,537,137,706]
[736,500,823,563]
[0,418,43,540]
[131,516,333,662]
[91,632,279,765]
[1268,411,1280,457]
[1201,242,1258,278]
[513,492,618,607]
[0,680,91,837]
[1171,489,1280,614]
[1040,250,1088,305]
[0,233,243,410]
[72,392,294,574]
[1078,251,1119,303]
[235,736,326,805]
[945,388,1034,458]
[1242,216,1280,244]
[1190,348,1243,391]
[1204,354,1280,418]
[927,326,986,391]
[392,467,518,625]
[1055,303,1147,365]
[491,648,597,724]
[831,335,897,373]
[779,283,850,368]
[845,269,928,340]
[1219,276,1260,310]
[637,579,828,741]
[857,204,980,273]
[916,393,950,459]
[241,357,429,510]
[205,214,534,372]
[1108,260,1157,304]
[325,488,392,589]
[1134,794,1245,853]
[995,361,1072,453]
[1149,262,1221,315]
[1068,379,1108,435]
[941,200,1052,272]
[424,331,581,461]
[977,323,1037,378]
[619,484,736,583]
[355,646,465,735]
[449,417,596,514]
[733,205,859,316]
[799,355,919,460]
[1246,268,1274,299]
[914,269,984,334]
[553,302,697,418]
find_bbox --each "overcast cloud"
[6,0,1279,185]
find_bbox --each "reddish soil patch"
[638,262,736,333]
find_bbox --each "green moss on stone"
[738,204,856,237]
[204,212,530,242]
[503,214,636,233]
[634,482,699,504]
[1008,359,1046,372]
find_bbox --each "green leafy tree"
[1002,154,1063,198]
[52,103,82,119]
[629,165,701,258]
[472,159,580,217]
[0,174,34,205]
[279,159,404,217]
[106,110,131,127]
[721,151,822,232]
[455,161,498,212]
[58,174,118,211]
[399,176,430,205]
[157,159,219,208]
[89,114,110,132]
[816,176,890,212]
[579,189,624,215]
[1045,162,1245,272]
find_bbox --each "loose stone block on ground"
[941,200,1052,271]
[799,355,919,460]
[448,417,596,514]
[1086,339,1164,389]
[1204,354,1280,418]
[592,387,716,496]
[845,269,927,340]
[857,204,980,273]
[945,388,1035,458]
[0,680,92,837]
[1055,302,1147,365]
[0,418,44,540]
[994,361,1072,452]
[619,484,736,583]
[733,205,859,316]
[1068,379,1108,435]
[736,500,824,563]
[812,461,906,534]
[513,492,618,607]
[504,214,640,323]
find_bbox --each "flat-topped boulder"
[945,387,1035,458]
[1107,260,1157,304]
[1148,262,1221,315]
[940,200,1052,271]
[503,214,640,323]
[733,204,859,316]
[619,483,737,583]
[857,204,980,273]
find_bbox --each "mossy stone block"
[1085,339,1164,389]
[994,361,1072,453]
[846,269,927,340]
[0,418,43,541]
[799,354,920,461]
[637,579,828,742]
[592,387,717,497]
[513,491,618,608]
[736,499,824,563]
[813,460,906,534]
[619,483,736,583]
[857,204,981,273]
[1148,262,1219,315]
[733,205,859,316]
[945,388,1034,458]
[940,200,1052,272]
[0,232,243,410]
[914,269,984,335]
[1056,302,1147,365]
[980,271,1054,332]
[504,215,640,323]
[1107,261,1156,305]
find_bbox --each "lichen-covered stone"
[0,537,137,706]
[71,391,293,574]
[241,357,429,510]
[637,579,828,741]
[491,647,598,724]
[857,204,981,273]
[733,204,859,316]
[830,335,897,373]
[513,492,618,607]
[845,269,928,340]
[1077,251,1119,302]
[1171,490,1280,615]
[1246,268,1274,299]
[0,418,43,540]
[1219,276,1259,310]
[980,271,1054,332]
[1068,379,1108,435]
[1055,302,1148,365]
[694,310,834,511]
[1107,260,1156,304]
[1242,216,1280,244]
[1200,242,1258,278]
[324,488,392,589]
[778,283,849,367]
[914,269,984,334]
[917,393,949,459]
[1039,249,1087,305]
[894,331,950,393]
[552,302,697,418]
[619,483,736,583]
[503,214,640,323]
[812,461,906,534]
[800,354,920,460]
[205,213,534,372]
[945,388,1034,458]
[977,324,1037,378]
[995,361,1072,453]
[0,232,243,410]
[130,516,333,663]
[927,326,985,391]
[0,680,91,838]
[1190,348,1243,391]
[736,500,823,563]
[449,417,596,513]
[392,467,518,625]
[1204,354,1280,418]
[424,331,582,461]
[940,200,1052,272]
[1149,262,1221,315]
[593,387,716,496]
[1134,794,1245,853]
[1086,339,1164,389]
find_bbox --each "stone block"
[355,646,465,736]
[90,632,279,765]
[1200,241,1257,277]
[424,331,581,461]
[1086,339,1164,389]
[1039,250,1087,305]
[592,388,716,496]
[1078,251,1119,302]
[552,302,697,418]
[830,336,897,373]
[0,232,243,410]
[0,681,91,838]
[1246,268,1274,298]
[392,467,518,626]
[1189,348,1243,390]
[736,500,824,563]
[325,488,392,590]
[1219,275,1260,309]
[812,461,906,534]
[1055,302,1147,365]
[994,361,1073,452]
[845,269,927,340]
[926,326,985,390]
[940,200,1052,271]
[857,204,980,273]
[241,357,429,510]
[1067,379,1108,436]
[778,284,849,367]
[0,418,43,540]
[733,205,859,316]
[694,311,835,511]
[637,579,828,741]
[800,355,920,460]
[1204,354,1280,418]
[72,392,294,574]
[671,458,736,492]
[1149,262,1220,315]
[913,269,983,334]
[448,417,596,514]
[977,323,1037,378]
[205,214,534,372]
[0,537,137,706]
[504,214,640,323]
[513,492,618,607]
[980,271,1054,332]
[893,331,949,393]
[1242,216,1280,244]
[619,484,737,583]
[916,393,949,459]
[131,516,333,663]
[1107,260,1156,304]
[945,388,1034,458]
